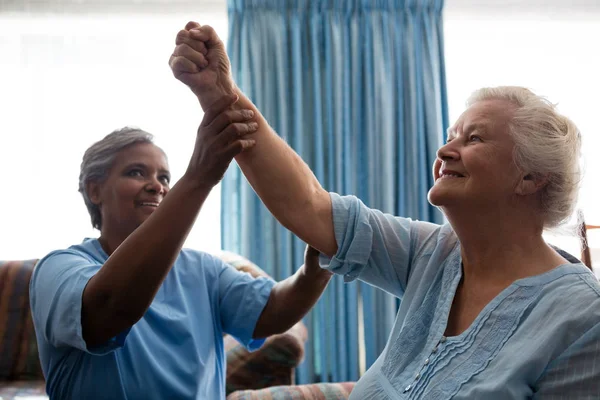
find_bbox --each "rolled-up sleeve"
[320,192,440,298]
[30,251,129,355]
[217,263,276,351]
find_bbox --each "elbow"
[253,320,291,339]
[82,288,146,347]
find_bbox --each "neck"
[443,203,565,286]
[98,227,132,256]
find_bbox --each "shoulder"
[521,264,600,303]
[410,222,458,264]
[179,247,236,265]
[178,248,269,278]
[524,266,600,347]
[35,239,102,273]
[178,248,221,268]
[176,248,237,277]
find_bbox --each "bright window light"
[444,13,600,274]
[0,14,228,259]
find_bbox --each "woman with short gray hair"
[29,95,333,399]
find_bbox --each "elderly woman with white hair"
[29,96,333,399]
[171,22,600,399]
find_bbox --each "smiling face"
[427,99,524,211]
[88,142,171,239]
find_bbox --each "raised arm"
[169,22,337,257]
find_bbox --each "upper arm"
[533,322,600,398]
[216,260,276,349]
[321,193,441,297]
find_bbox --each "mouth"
[137,201,160,208]
[437,170,465,181]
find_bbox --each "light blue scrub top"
[30,238,275,400]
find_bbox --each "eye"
[159,175,171,185]
[127,169,143,177]
[469,135,482,143]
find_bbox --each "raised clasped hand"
[185,94,258,188]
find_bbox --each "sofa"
[0,252,354,400]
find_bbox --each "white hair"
[467,86,582,228]
[78,127,158,230]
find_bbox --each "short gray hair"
[467,86,582,228]
[78,127,156,230]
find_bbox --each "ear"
[515,173,548,196]
[86,181,102,205]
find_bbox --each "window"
[0,13,228,259]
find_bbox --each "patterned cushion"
[0,260,43,381]
[225,322,308,395]
[226,382,355,400]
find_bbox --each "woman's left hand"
[303,245,333,279]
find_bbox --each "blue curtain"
[223,0,447,384]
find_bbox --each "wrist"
[195,83,239,111]
[179,172,216,194]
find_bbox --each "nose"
[144,177,167,195]
[436,140,460,162]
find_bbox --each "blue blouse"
[323,193,600,399]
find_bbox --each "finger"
[201,95,239,127]
[208,109,255,134]
[305,246,320,257]
[189,25,219,46]
[175,29,189,45]
[218,122,259,145]
[222,139,256,160]
[185,21,201,31]
[169,55,199,75]
[173,43,207,69]
[175,31,208,55]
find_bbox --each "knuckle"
[226,113,236,125]
[175,29,188,43]
[175,43,192,56]
[171,57,185,68]
[185,21,200,30]
[225,124,238,136]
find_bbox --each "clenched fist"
[169,21,236,111]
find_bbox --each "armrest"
[226,382,356,400]
[226,322,308,394]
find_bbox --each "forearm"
[253,266,333,338]
[225,88,337,256]
[83,177,211,345]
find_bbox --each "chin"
[427,186,446,207]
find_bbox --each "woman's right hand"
[185,94,258,188]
